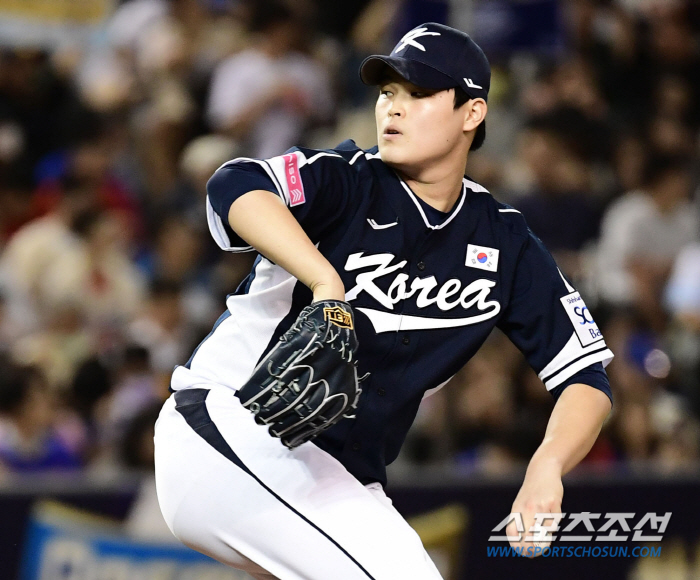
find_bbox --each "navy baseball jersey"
[171,139,613,486]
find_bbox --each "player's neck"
[395,155,469,213]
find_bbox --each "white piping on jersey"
[538,332,613,389]
[498,208,521,213]
[558,268,575,293]
[422,375,454,399]
[304,151,343,165]
[262,158,290,205]
[350,151,382,164]
[217,156,265,173]
[217,156,289,204]
[543,347,615,390]
[349,151,364,165]
[367,218,399,230]
[206,195,253,252]
[463,178,488,193]
[397,178,466,230]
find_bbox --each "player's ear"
[463,98,487,133]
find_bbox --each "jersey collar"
[396,175,467,230]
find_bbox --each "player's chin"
[377,143,412,167]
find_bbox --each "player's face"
[375,73,478,172]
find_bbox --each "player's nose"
[387,98,405,117]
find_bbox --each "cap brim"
[359,55,457,90]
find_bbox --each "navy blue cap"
[360,22,490,102]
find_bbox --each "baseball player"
[154,23,614,579]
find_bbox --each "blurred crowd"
[0,0,698,480]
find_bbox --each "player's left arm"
[506,383,611,555]
[497,226,615,556]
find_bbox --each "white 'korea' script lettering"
[344,252,501,333]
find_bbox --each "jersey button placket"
[352,442,362,452]
[417,261,426,271]
[402,335,410,345]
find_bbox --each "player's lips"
[382,125,403,140]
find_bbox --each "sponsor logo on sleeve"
[560,291,603,346]
[283,153,305,207]
[466,244,499,272]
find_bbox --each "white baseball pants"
[154,384,443,580]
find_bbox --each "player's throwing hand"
[507,459,564,557]
[236,300,362,449]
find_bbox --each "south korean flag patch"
[466,244,499,272]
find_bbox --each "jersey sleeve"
[498,230,614,393]
[205,147,358,252]
[549,363,612,405]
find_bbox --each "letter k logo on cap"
[394,27,441,53]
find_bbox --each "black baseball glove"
[236,300,362,449]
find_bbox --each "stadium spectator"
[127,279,188,381]
[39,209,146,330]
[101,345,161,446]
[0,359,83,471]
[595,154,698,329]
[206,0,333,158]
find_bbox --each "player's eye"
[380,89,392,97]
[411,91,429,98]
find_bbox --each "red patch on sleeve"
[283,153,305,207]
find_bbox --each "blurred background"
[0,0,699,579]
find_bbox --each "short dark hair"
[120,403,163,469]
[0,362,30,415]
[643,153,692,188]
[454,86,485,151]
[149,278,183,299]
[71,357,112,417]
[0,361,43,415]
[70,209,103,238]
[249,0,294,32]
